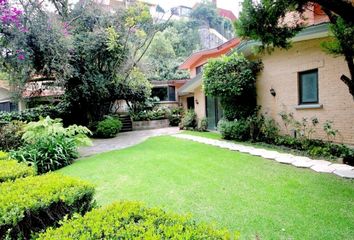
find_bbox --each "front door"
[206,96,222,130]
[187,97,195,109]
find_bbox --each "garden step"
[118,115,132,132]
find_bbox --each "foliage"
[0,173,95,239]
[279,111,319,139]
[180,110,197,130]
[323,120,339,142]
[119,67,152,114]
[190,2,233,39]
[0,104,65,123]
[218,119,250,141]
[0,160,35,182]
[235,0,354,98]
[131,107,169,121]
[95,116,122,138]
[0,120,24,151]
[10,117,91,173]
[38,201,233,240]
[0,151,9,160]
[168,107,184,126]
[203,53,262,120]
[199,117,208,132]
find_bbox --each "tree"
[235,0,354,99]
[203,53,262,120]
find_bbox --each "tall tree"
[235,0,354,99]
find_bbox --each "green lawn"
[58,136,354,239]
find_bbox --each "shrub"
[10,117,92,174]
[199,117,208,132]
[0,104,64,123]
[95,116,122,138]
[0,121,25,151]
[131,107,168,121]
[0,173,95,239]
[218,119,250,141]
[38,201,234,240]
[0,160,36,182]
[0,151,9,160]
[180,110,197,130]
[168,107,184,126]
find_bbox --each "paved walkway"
[79,127,180,157]
[173,134,354,179]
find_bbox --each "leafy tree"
[235,0,354,98]
[203,53,262,120]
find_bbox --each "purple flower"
[17,53,25,60]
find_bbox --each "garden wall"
[132,119,170,131]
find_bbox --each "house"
[0,80,20,112]
[177,38,241,129]
[150,79,189,108]
[236,22,354,145]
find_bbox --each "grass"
[58,136,354,239]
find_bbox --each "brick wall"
[256,37,354,145]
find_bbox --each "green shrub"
[0,104,64,123]
[10,117,92,174]
[181,110,197,129]
[0,173,95,239]
[131,107,168,121]
[199,117,208,132]
[0,151,9,160]
[95,116,122,138]
[218,119,250,141]
[168,107,184,126]
[38,201,234,240]
[0,160,36,182]
[0,121,25,151]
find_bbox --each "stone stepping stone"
[330,164,354,171]
[308,160,331,166]
[275,154,295,164]
[248,149,269,156]
[259,151,281,160]
[238,147,256,153]
[310,164,336,173]
[333,169,354,179]
[292,159,314,168]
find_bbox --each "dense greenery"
[0,173,95,239]
[58,136,354,239]
[0,160,35,182]
[95,116,122,138]
[180,110,198,130]
[0,120,24,151]
[38,201,233,239]
[10,117,91,173]
[217,112,354,161]
[203,53,262,120]
[235,0,354,98]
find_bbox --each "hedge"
[38,201,235,239]
[0,160,36,182]
[0,173,95,239]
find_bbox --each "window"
[299,69,318,104]
[151,86,176,102]
[196,65,204,75]
[0,101,18,112]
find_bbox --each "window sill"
[295,104,323,110]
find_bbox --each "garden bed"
[132,119,170,131]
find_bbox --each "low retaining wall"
[132,119,170,131]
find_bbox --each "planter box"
[132,119,170,131]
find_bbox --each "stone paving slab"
[333,170,354,178]
[173,134,354,179]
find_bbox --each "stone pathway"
[173,134,354,179]
[79,127,180,157]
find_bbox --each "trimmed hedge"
[0,173,95,239]
[0,160,35,182]
[38,201,234,239]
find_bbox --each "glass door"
[206,96,223,130]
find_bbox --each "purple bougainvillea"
[0,0,23,27]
